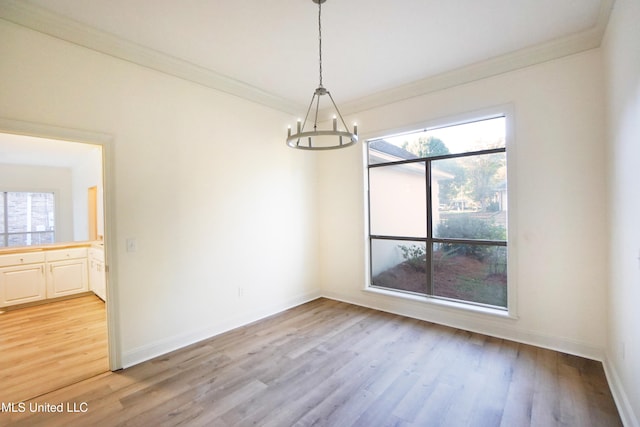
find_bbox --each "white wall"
[318,50,609,360]
[602,0,640,424]
[0,163,74,242]
[0,19,320,367]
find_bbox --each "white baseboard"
[321,289,604,361]
[121,289,322,368]
[603,355,640,427]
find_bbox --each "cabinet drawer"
[45,248,88,262]
[0,252,46,268]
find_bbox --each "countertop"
[0,241,101,256]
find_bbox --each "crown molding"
[333,0,615,117]
[0,0,303,115]
[0,0,614,118]
[0,116,113,145]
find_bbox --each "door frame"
[0,117,120,370]
[88,185,98,241]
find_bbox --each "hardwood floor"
[0,298,621,427]
[0,295,108,404]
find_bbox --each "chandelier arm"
[327,91,351,132]
[297,93,316,147]
[313,93,321,131]
[301,92,317,131]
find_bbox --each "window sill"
[363,286,517,320]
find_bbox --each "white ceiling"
[1,0,614,114]
[0,132,100,168]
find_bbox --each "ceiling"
[1,0,614,115]
[0,132,100,168]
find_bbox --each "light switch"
[126,238,137,252]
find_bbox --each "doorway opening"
[0,125,115,402]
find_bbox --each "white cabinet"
[0,253,46,308]
[88,247,106,301]
[45,248,88,299]
[0,247,93,307]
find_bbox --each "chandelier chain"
[318,0,323,87]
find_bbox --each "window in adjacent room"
[0,191,55,247]
[367,116,508,309]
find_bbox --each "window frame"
[0,190,56,247]
[363,107,516,318]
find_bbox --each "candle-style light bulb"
[287,125,291,137]
[332,115,337,131]
[353,123,358,135]
[297,119,301,133]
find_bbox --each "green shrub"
[438,214,506,240]
[398,244,426,271]
[436,215,506,261]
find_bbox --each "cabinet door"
[0,264,46,307]
[89,257,107,301]
[47,259,89,298]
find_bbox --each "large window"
[367,116,508,309]
[0,191,55,247]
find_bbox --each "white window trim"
[362,105,518,319]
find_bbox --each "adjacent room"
[0,0,638,425]
[0,133,108,401]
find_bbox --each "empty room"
[0,0,638,426]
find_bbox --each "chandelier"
[286,0,358,150]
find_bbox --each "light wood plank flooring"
[0,295,108,404]
[1,298,621,426]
